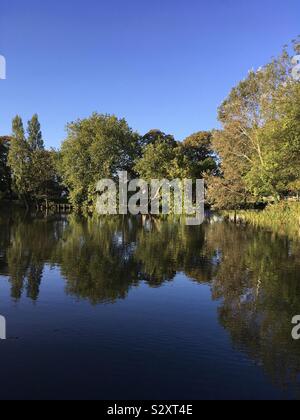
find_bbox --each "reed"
[223,202,300,239]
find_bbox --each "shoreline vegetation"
[1,39,300,237]
[223,202,300,239]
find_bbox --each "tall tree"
[12,115,25,142]
[0,136,12,198]
[8,116,32,206]
[207,40,300,208]
[8,115,61,207]
[27,114,44,151]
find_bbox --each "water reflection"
[0,210,65,300]
[0,209,300,396]
[205,223,300,392]
[56,216,210,301]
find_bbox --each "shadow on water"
[1,208,300,399]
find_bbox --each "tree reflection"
[53,216,140,304]
[1,210,300,394]
[54,216,207,302]
[204,221,300,394]
[135,220,208,286]
[0,207,65,301]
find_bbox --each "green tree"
[0,136,12,199]
[59,113,141,210]
[8,115,62,207]
[179,131,217,179]
[8,116,32,206]
[207,40,300,208]
[135,140,177,180]
[27,114,44,151]
[206,129,251,210]
[30,149,63,207]
[141,129,177,149]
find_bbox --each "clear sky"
[0,0,299,148]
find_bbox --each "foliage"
[8,115,32,203]
[27,114,44,151]
[207,39,300,209]
[7,115,62,206]
[135,130,216,181]
[134,139,178,180]
[179,131,217,179]
[0,136,12,198]
[59,113,141,210]
[141,129,177,149]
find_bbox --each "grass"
[223,202,300,239]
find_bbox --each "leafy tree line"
[1,39,299,212]
[1,113,217,211]
[58,115,217,211]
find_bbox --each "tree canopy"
[207,40,300,209]
[59,113,142,210]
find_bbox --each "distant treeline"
[1,39,299,212]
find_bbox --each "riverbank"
[223,202,300,239]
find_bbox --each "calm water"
[0,209,300,400]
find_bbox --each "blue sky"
[0,0,299,148]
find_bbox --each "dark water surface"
[0,209,300,400]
